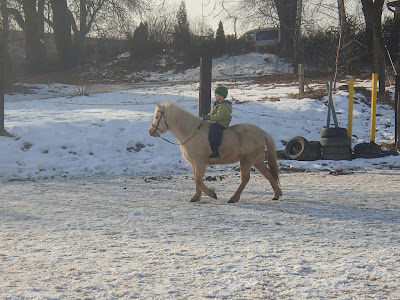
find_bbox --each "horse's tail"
[264,130,280,184]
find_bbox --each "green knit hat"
[214,85,228,98]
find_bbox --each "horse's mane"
[163,101,202,131]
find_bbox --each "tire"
[322,145,352,155]
[300,141,321,161]
[265,150,287,160]
[320,136,351,147]
[276,150,286,159]
[284,136,310,160]
[353,142,381,158]
[321,153,352,160]
[321,127,348,138]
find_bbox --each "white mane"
[163,102,203,132]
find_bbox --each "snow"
[1,172,400,298]
[1,53,400,298]
[2,65,399,181]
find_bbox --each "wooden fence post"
[348,77,355,143]
[370,73,378,143]
[199,57,212,117]
[298,64,304,95]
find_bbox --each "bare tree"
[49,0,75,69]
[234,0,302,61]
[333,0,349,86]
[274,0,301,59]
[6,0,148,70]
[143,5,176,50]
[361,0,386,98]
[6,0,46,71]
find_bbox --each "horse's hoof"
[190,197,200,202]
[212,192,217,199]
[228,197,239,203]
[272,196,280,201]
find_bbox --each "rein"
[152,109,204,146]
[161,120,204,146]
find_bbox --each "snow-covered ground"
[1,171,400,298]
[1,53,399,181]
[1,53,400,298]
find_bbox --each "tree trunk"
[393,5,400,70]
[0,0,10,81]
[334,0,350,83]
[78,0,87,65]
[274,0,298,60]
[292,0,302,66]
[22,0,45,72]
[361,0,386,98]
[49,0,75,70]
[1,0,9,59]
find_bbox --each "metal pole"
[199,57,212,117]
[326,82,338,128]
[0,58,4,134]
[396,74,400,149]
[326,82,331,128]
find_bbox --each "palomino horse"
[148,102,282,202]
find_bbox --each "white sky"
[175,0,239,35]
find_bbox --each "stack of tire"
[320,127,352,160]
[284,136,321,161]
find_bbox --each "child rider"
[203,85,232,158]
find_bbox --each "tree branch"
[7,7,24,29]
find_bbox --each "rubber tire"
[322,145,352,155]
[284,136,310,160]
[321,127,348,138]
[353,142,381,158]
[276,150,286,159]
[265,150,287,160]
[320,136,351,147]
[321,153,352,160]
[300,141,321,161]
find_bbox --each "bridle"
[151,108,204,146]
[151,109,168,134]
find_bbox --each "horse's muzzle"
[149,126,160,137]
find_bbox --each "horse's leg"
[190,163,217,202]
[254,159,282,200]
[189,164,202,202]
[229,159,252,203]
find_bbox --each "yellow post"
[370,73,378,142]
[348,77,354,143]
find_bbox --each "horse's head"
[149,103,169,137]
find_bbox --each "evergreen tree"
[215,21,226,57]
[173,0,191,53]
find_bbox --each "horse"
[148,102,282,203]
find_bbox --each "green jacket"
[207,100,232,128]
